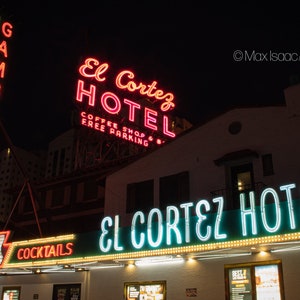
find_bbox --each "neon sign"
[0,231,11,267]
[0,20,13,96]
[2,182,300,268]
[98,183,298,253]
[75,57,176,147]
[16,242,73,260]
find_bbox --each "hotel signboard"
[0,182,299,268]
[75,57,176,148]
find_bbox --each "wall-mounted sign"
[225,261,284,300]
[1,287,20,300]
[124,281,166,300]
[75,57,176,147]
[0,19,13,97]
[186,288,197,297]
[1,182,300,268]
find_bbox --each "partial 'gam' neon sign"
[0,19,13,96]
[75,57,176,147]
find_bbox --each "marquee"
[1,182,300,268]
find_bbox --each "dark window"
[59,148,66,175]
[159,171,190,209]
[52,284,81,300]
[52,150,59,177]
[126,179,154,213]
[262,153,274,176]
[22,195,34,213]
[52,186,65,207]
[83,180,98,201]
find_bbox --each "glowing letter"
[101,92,121,114]
[0,41,8,58]
[163,115,175,138]
[240,192,257,236]
[195,200,212,241]
[212,197,227,239]
[144,108,158,130]
[114,215,123,251]
[166,206,182,245]
[280,183,296,229]
[261,188,281,233]
[131,211,145,249]
[76,80,96,106]
[0,62,5,78]
[147,208,163,247]
[2,22,13,38]
[99,216,113,252]
[124,98,141,122]
[180,202,194,243]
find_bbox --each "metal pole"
[0,119,43,237]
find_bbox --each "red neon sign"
[16,242,73,260]
[75,57,176,147]
[0,231,12,267]
[0,21,13,96]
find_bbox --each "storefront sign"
[1,182,300,267]
[98,183,297,253]
[75,57,176,147]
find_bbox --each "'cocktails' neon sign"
[75,57,176,147]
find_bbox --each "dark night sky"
[1,2,300,150]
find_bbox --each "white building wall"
[105,105,300,225]
[0,272,87,300]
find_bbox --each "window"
[52,284,81,300]
[225,260,284,300]
[52,186,65,207]
[51,150,59,177]
[159,171,189,209]
[230,163,254,209]
[83,180,98,201]
[21,195,34,214]
[262,154,274,176]
[126,180,154,213]
[59,148,66,175]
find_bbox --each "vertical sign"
[0,19,13,97]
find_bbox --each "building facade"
[0,146,45,223]
[1,84,300,299]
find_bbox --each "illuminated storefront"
[0,180,300,299]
